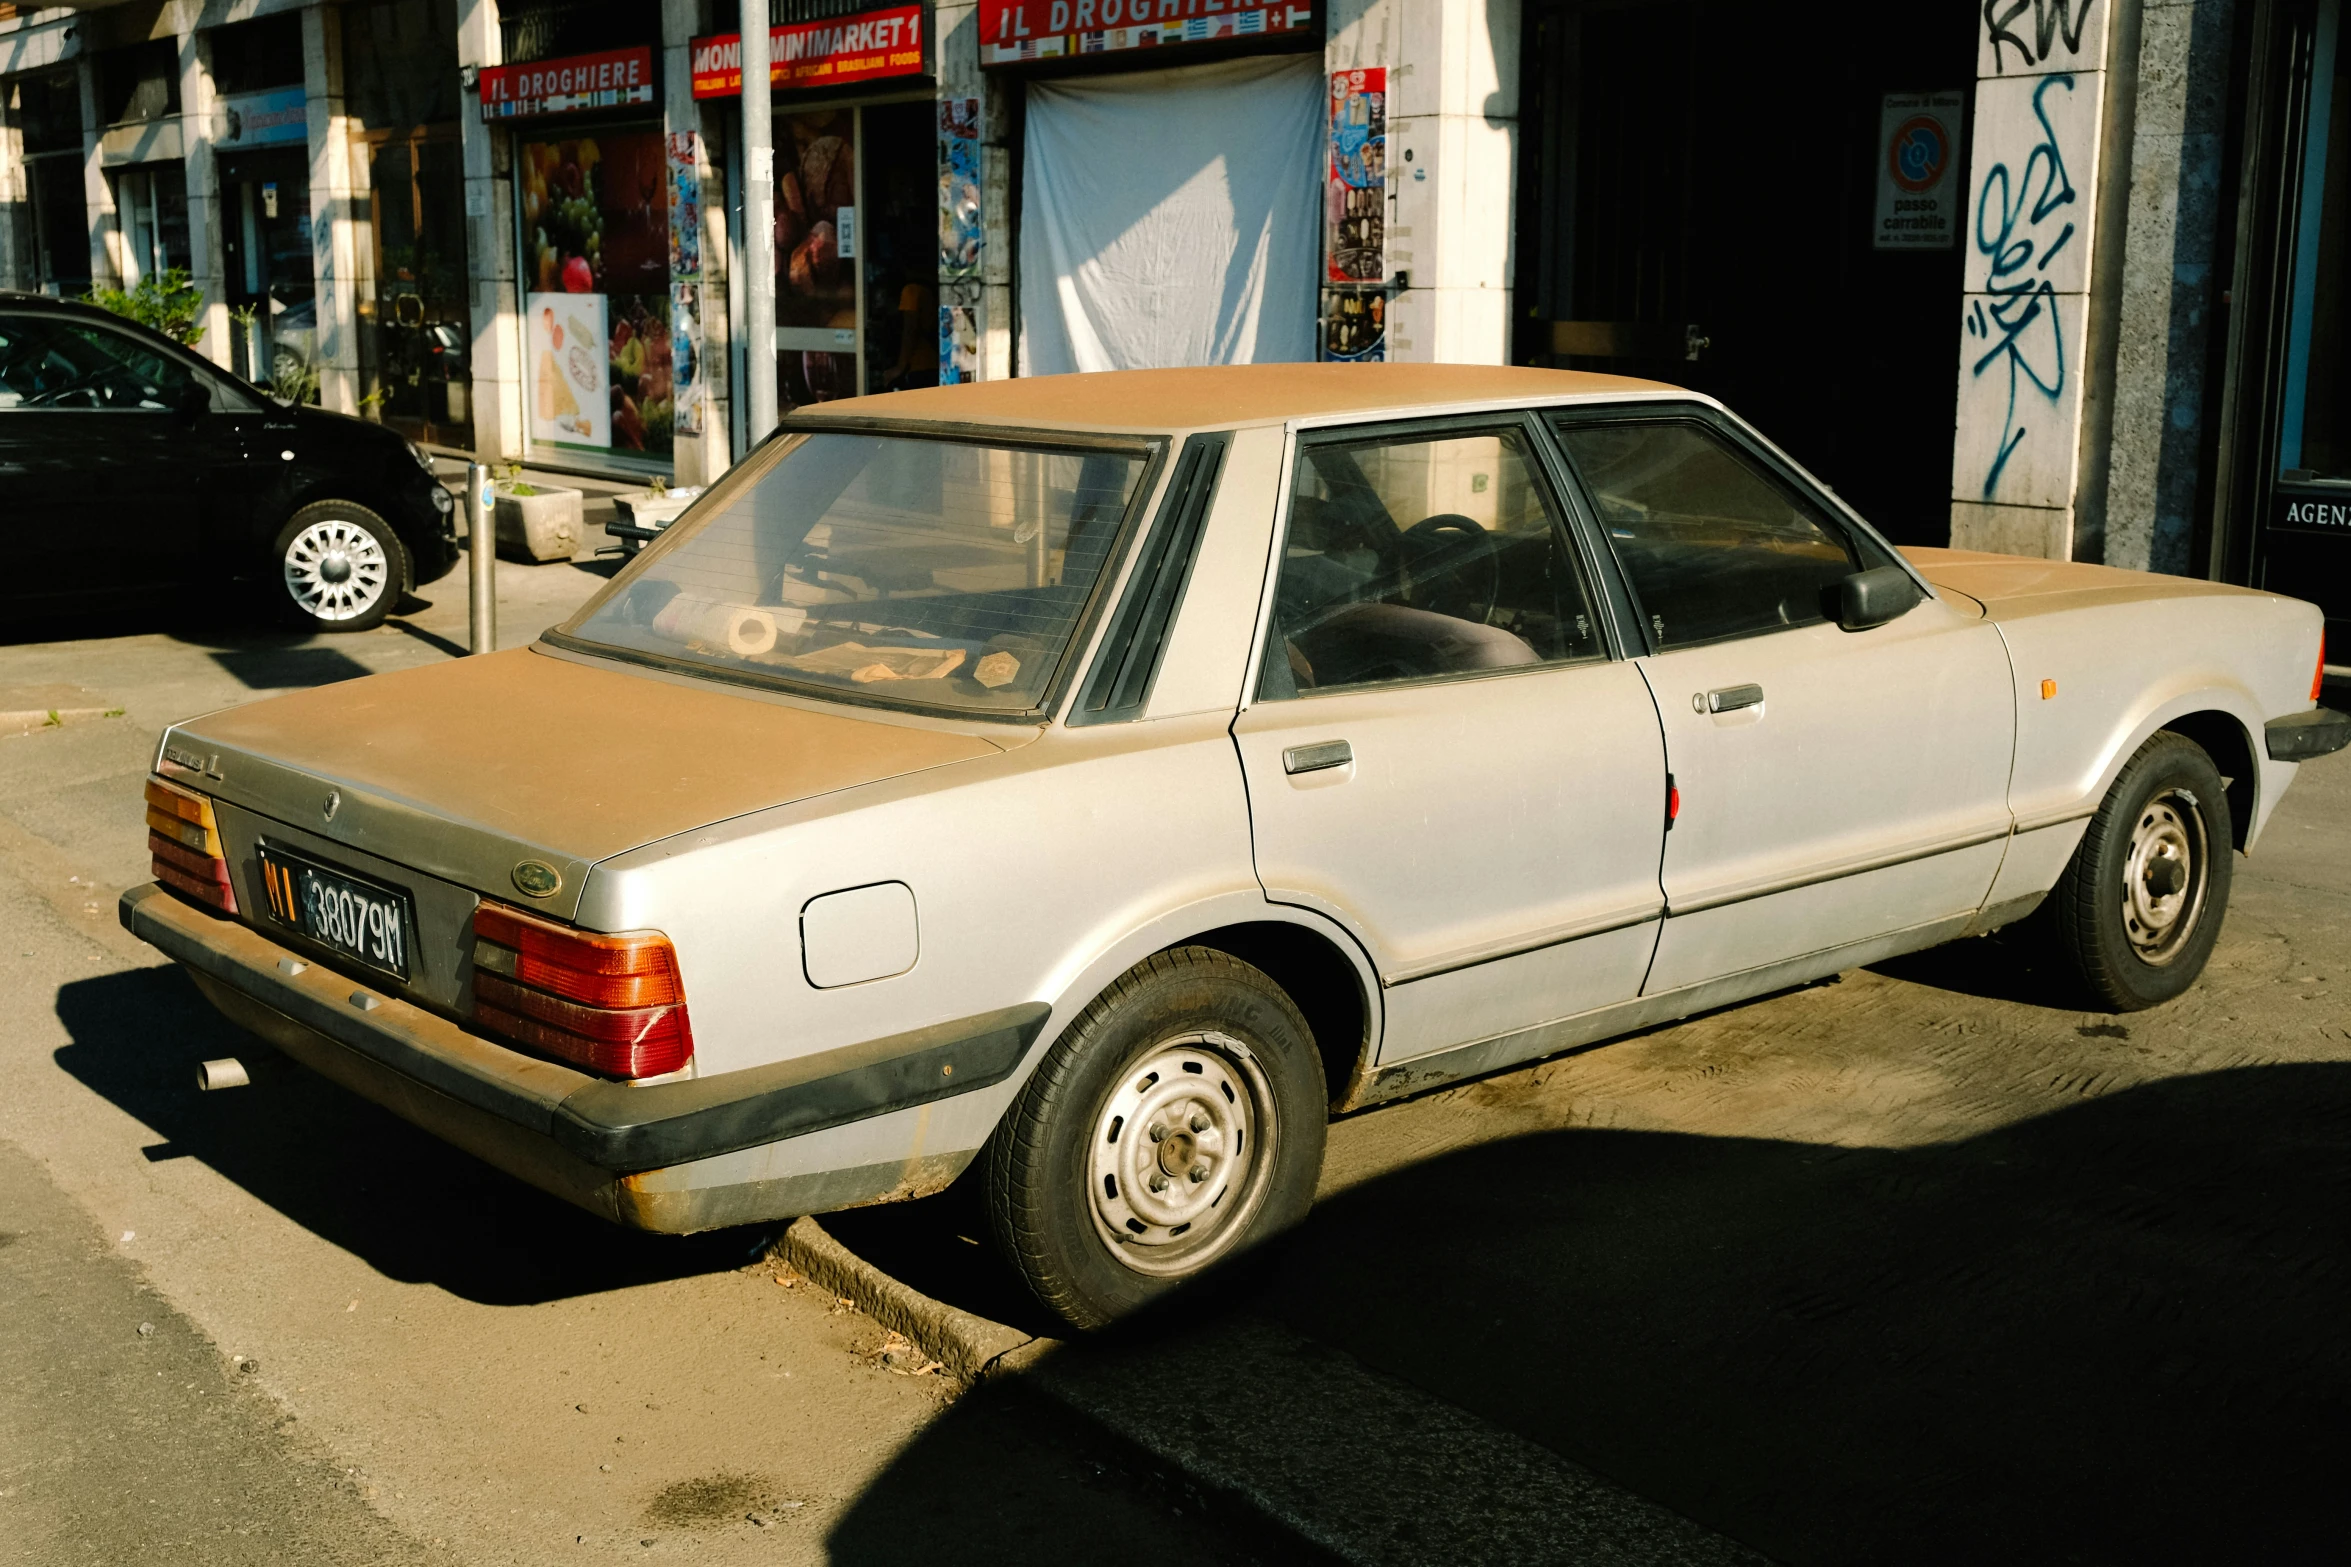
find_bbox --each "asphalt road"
[4,552,2348,1563]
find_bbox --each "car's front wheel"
[2048,730,2235,1010]
[982,947,1327,1331]
[274,501,408,633]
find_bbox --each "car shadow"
[50,966,757,1306]
[830,1063,2351,1565]
[1863,917,2085,1009]
[207,646,375,689]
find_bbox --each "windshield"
[560,430,1154,714]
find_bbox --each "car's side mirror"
[1835,565,1923,631]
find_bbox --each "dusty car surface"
[123,363,2350,1328]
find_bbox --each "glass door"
[774,105,863,407]
[361,128,473,447]
[219,149,317,397]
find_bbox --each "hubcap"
[283,519,388,622]
[1089,1032,1275,1277]
[2122,789,2207,965]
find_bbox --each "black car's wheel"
[982,947,1327,1331]
[273,501,407,633]
[2047,730,2234,1011]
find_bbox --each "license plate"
[255,843,414,982]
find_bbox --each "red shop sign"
[690,7,927,98]
[978,0,1314,64]
[480,46,657,119]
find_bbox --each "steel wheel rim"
[1089,1031,1275,1278]
[2122,789,2208,965]
[283,518,389,622]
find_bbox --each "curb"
[766,1216,1053,1383]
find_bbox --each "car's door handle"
[1701,684,1764,714]
[1283,739,1353,775]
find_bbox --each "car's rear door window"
[1549,419,1864,651]
[558,430,1152,715]
[1259,425,1603,698]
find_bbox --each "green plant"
[503,480,543,496]
[84,268,207,346]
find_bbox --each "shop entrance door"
[771,99,940,412]
[1517,0,1975,546]
[219,149,318,398]
[362,130,474,448]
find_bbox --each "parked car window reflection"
[0,314,214,412]
[1258,427,1601,699]
[1552,420,1863,651]
[562,431,1148,714]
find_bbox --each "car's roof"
[796,362,1685,435]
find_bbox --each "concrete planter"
[492,484,583,563]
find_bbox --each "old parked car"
[121,364,2349,1329]
[0,291,458,634]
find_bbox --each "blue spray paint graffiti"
[1966,72,2080,500]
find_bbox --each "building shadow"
[50,966,756,1306]
[830,1063,2351,1565]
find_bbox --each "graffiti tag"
[1966,73,2079,500]
[1982,0,2097,74]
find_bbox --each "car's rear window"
[558,430,1153,714]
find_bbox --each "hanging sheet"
[1018,56,1323,375]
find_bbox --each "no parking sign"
[1875,92,1962,250]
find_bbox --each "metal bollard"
[467,461,496,655]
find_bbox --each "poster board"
[528,291,611,448]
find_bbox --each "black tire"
[982,947,1327,1331]
[2048,730,2234,1011]
[271,501,409,634]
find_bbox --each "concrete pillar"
[79,54,115,287]
[934,0,996,382]
[178,14,232,368]
[1948,1,2122,558]
[1332,0,1515,365]
[2102,0,2240,574]
[665,0,728,482]
[0,72,28,290]
[302,4,362,412]
[456,0,521,461]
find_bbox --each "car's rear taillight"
[146,776,236,914]
[2318,632,2329,703]
[471,901,692,1079]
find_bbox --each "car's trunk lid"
[158,646,1019,922]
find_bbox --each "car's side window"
[1550,419,1864,652]
[1258,425,1603,699]
[0,315,203,412]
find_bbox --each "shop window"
[209,14,306,96]
[500,0,662,63]
[100,40,181,126]
[520,126,673,461]
[14,71,84,156]
[219,151,317,394]
[2280,9,2351,483]
[28,158,92,295]
[112,167,192,285]
[346,0,461,130]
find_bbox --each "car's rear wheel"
[274,501,407,633]
[982,947,1326,1331]
[2048,730,2234,1010]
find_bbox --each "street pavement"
[3,537,2347,1563]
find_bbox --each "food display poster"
[940,302,979,385]
[1326,67,1385,284]
[529,291,611,447]
[1320,286,1385,362]
[666,132,705,438]
[939,97,982,281]
[520,131,675,453]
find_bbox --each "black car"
[0,291,459,634]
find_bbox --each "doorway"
[1516,0,1977,545]
[219,148,317,398]
[361,128,473,447]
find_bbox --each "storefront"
[693,5,938,427]
[2218,0,2351,654]
[208,14,314,391]
[481,44,677,472]
[976,0,1325,375]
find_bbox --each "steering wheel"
[1400,513,1501,625]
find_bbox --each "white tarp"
[1018,56,1323,375]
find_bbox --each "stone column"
[302,3,363,412]
[1332,0,1516,365]
[2102,0,2240,574]
[178,12,232,368]
[80,53,115,286]
[1948,1,2122,559]
[455,0,520,461]
[934,0,1000,381]
[0,69,28,290]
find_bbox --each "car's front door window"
[1259,426,1603,698]
[1550,419,1864,651]
[0,316,207,412]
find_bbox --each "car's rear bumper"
[2266,706,2351,761]
[120,883,1045,1232]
